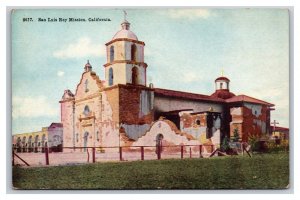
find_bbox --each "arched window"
[16,137,21,147]
[28,136,32,147]
[132,67,138,85]
[195,119,201,126]
[35,135,39,143]
[131,44,137,61]
[110,46,114,62]
[83,105,90,116]
[109,68,114,86]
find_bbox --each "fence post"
[92,147,95,163]
[119,147,122,161]
[45,143,49,165]
[87,148,90,163]
[181,145,184,159]
[189,147,192,158]
[141,146,144,161]
[199,145,203,158]
[157,145,161,160]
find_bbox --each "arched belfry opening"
[132,66,138,85]
[110,46,114,62]
[131,44,137,61]
[109,67,114,86]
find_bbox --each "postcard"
[11,8,289,190]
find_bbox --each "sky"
[12,8,289,134]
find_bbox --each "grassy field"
[12,153,289,190]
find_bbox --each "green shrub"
[221,135,230,152]
[266,140,289,153]
[248,134,261,152]
[232,128,240,142]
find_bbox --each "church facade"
[59,19,275,152]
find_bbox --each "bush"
[248,134,261,152]
[221,136,230,152]
[266,140,289,153]
[232,128,240,142]
[248,133,289,153]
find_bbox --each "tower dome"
[112,20,138,40]
[211,76,235,99]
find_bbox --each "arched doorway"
[34,135,39,152]
[16,137,21,152]
[22,136,26,152]
[132,67,138,85]
[83,132,89,152]
[28,136,32,152]
[52,135,63,152]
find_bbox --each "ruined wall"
[48,125,63,147]
[119,85,154,125]
[242,103,268,141]
[230,103,269,142]
[116,85,154,141]
[230,107,243,141]
[180,112,222,146]
[132,120,200,147]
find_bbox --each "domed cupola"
[112,20,138,40]
[84,60,92,72]
[211,76,235,99]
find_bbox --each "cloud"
[166,9,212,20]
[53,37,106,59]
[57,70,65,77]
[12,96,58,119]
[182,71,201,83]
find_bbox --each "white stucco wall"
[154,96,223,113]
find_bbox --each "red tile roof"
[211,89,236,99]
[154,88,225,103]
[270,126,289,132]
[49,123,63,128]
[215,76,230,82]
[225,95,275,106]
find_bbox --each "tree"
[232,128,240,142]
[221,135,230,152]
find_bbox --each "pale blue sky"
[12,8,289,134]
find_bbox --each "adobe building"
[12,123,63,153]
[59,19,275,152]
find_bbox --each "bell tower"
[103,17,148,87]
